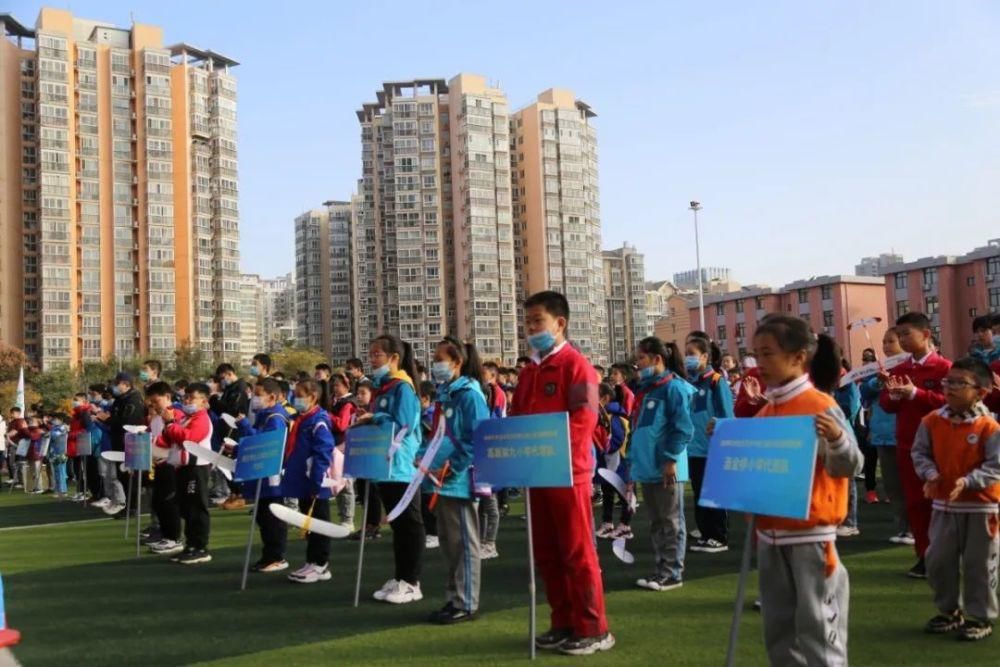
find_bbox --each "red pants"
[897,445,932,558]
[529,483,609,638]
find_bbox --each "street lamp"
[689,201,705,331]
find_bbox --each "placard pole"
[135,471,143,558]
[353,480,370,608]
[240,479,263,591]
[526,488,536,661]
[725,515,755,667]
[124,472,133,539]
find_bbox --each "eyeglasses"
[941,379,977,390]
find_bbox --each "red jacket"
[879,352,951,449]
[68,404,92,458]
[987,360,1000,415]
[329,396,357,445]
[617,384,635,417]
[511,343,599,485]
[734,367,767,418]
[163,409,212,465]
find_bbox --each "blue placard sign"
[75,431,92,457]
[235,428,286,482]
[124,432,152,471]
[473,413,572,488]
[698,416,818,520]
[343,422,393,481]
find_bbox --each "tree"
[0,380,39,414]
[171,340,214,381]
[273,346,328,378]
[29,364,77,413]
[0,343,31,383]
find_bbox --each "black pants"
[422,494,437,537]
[377,481,425,584]
[72,457,85,494]
[177,465,211,550]
[298,496,331,566]
[601,480,633,525]
[256,496,288,563]
[153,465,180,541]
[357,479,383,527]
[689,456,728,544]
[860,441,879,492]
[86,455,101,498]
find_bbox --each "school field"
[1,488,998,667]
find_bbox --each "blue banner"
[75,431,92,457]
[124,433,152,471]
[698,416,818,520]
[235,428,286,482]
[473,413,572,489]
[344,422,393,481]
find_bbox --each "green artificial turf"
[2,482,1000,666]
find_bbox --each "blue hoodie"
[236,404,292,498]
[281,406,334,500]
[629,371,695,484]
[369,373,422,484]
[686,370,735,458]
[834,380,862,425]
[860,376,896,446]
[48,423,69,462]
[417,376,489,500]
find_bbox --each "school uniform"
[163,409,214,551]
[686,370,735,545]
[420,376,489,613]
[912,405,1000,623]
[69,404,93,497]
[755,375,862,667]
[282,406,335,566]
[48,424,69,495]
[235,406,292,563]
[734,367,767,418]
[880,351,952,558]
[511,342,607,639]
[369,371,425,584]
[860,377,908,534]
[329,395,358,527]
[597,401,633,527]
[150,408,184,543]
[630,371,695,582]
[835,379,863,530]
[478,382,507,548]
[986,360,1000,416]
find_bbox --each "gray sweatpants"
[99,458,125,505]
[926,510,1000,621]
[435,496,481,613]
[336,481,355,525]
[641,482,686,580]
[759,541,849,667]
[479,494,500,546]
[877,446,909,534]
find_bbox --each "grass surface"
[2,480,999,666]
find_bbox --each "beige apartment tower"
[0,9,239,369]
[603,244,649,363]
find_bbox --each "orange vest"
[923,410,1000,508]
[755,387,850,537]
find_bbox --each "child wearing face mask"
[47,414,70,498]
[684,336,734,554]
[329,373,358,531]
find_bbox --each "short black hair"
[174,379,189,391]
[145,381,173,398]
[252,353,273,370]
[516,356,533,366]
[142,359,162,374]
[896,312,931,330]
[345,358,364,371]
[215,363,236,376]
[952,356,994,389]
[10,407,22,414]
[483,361,500,372]
[990,312,1000,327]
[186,383,211,399]
[88,383,107,394]
[418,381,436,400]
[416,362,427,375]
[315,363,332,373]
[257,377,283,397]
[276,379,291,396]
[973,315,993,333]
[524,290,570,321]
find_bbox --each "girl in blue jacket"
[684,336,734,553]
[631,337,694,592]
[361,334,425,605]
[832,358,863,537]
[282,379,334,584]
[235,377,293,573]
[421,337,489,624]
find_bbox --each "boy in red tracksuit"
[512,291,613,657]
[880,312,951,578]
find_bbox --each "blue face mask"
[181,404,198,416]
[431,361,453,384]
[293,397,310,413]
[684,355,702,374]
[220,378,231,388]
[111,386,123,397]
[371,364,390,381]
[527,330,557,354]
[249,365,261,377]
[639,366,657,381]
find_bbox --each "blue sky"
[13,1,1000,286]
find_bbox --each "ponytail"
[372,334,419,384]
[438,337,486,392]
[636,336,688,381]
[810,334,842,393]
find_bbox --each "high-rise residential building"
[674,267,732,290]
[602,244,649,363]
[0,9,239,370]
[294,200,356,363]
[511,89,608,365]
[261,272,295,352]
[238,273,263,365]
[855,252,904,277]
[645,281,696,346]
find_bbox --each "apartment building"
[261,272,295,352]
[238,273,263,365]
[0,9,239,369]
[646,281,695,347]
[603,244,649,363]
[855,253,904,277]
[882,239,1000,360]
[511,89,608,365]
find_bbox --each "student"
[162,383,215,565]
[752,316,862,666]
[631,337,694,591]
[513,291,613,656]
[277,379,335,583]
[68,393,93,501]
[348,378,384,542]
[912,357,1000,641]
[356,380,373,415]
[211,363,250,510]
[139,359,162,392]
[685,337,735,553]
[417,381,440,550]
[860,328,912,545]
[86,388,112,506]
[5,408,28,490]
[477,362,507,559]
[250,353,273,380]
[105,372,145,515]
[144,382,185,556]
[832,357,863,538]
[422,338,490,624]
[25,416,47,494]
[515,356,532,372]
[971,315,1000,365]
[609,364,636,416]
[880,312,952,579]
[345,358,370,393]
[362,334,425,604]
[47,415,69,498]
[328,372,357,531]
[595,383,634,540]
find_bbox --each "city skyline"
[6,1,998,290]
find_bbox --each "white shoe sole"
[385,592,423,604]
[180,555,212,565]
[289,572,331,583]
[560,634,616,656]
[151,545,185,556]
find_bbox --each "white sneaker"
[425,535,440,549]
[384,580,423,604]
[481,543,499,560]
[150,539,184,555]
[288,563,331,584]
[689,529,703,541]
[836,526,860,537]
[339,521,355,532]
[103,503,126,516]
[595,522,615,539]
[91,498,111,508]
[889,532,915,545]
[373,578,399,601]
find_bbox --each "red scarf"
[285,405,321,462]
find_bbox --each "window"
[969,308,978,318]
[821,285,832,300]
[967,276,976,287]
[735,300,744,313]
[823,310,834,328]
[715,303,725,316]
[987,257,1000,276]
[990,287,1000,309]
[756,297,765,310]
[735,323,746,339]
[716,325,727,341]
[896,300,909,317]
[798,289,809,304]
[923,267,937,287]
[894,273,907,290]
[925,296,939,315]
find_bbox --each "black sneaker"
[907,559,927,579]
[637,575,683,592]
[960,618,993,641]
[171,547,193,563]
[559,632,616,656]
[925,610,964,634]
[178,548,212,565]
[535,628,573,650]
[428,603,478,625]
[691,538,728,554]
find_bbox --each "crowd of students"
[3,297,1000,659]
